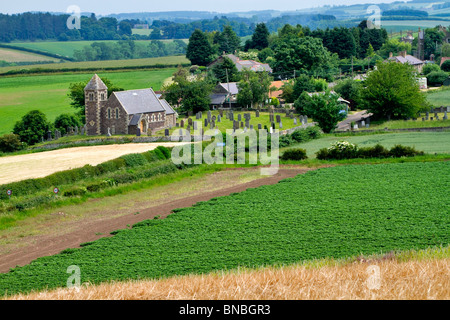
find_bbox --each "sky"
[1,0,404,15]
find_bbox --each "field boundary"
[337,126,450,134]
[0,43,73,62]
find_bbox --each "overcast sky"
[1,0,403,15]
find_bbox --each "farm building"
[84,74,177,136]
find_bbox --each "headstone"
[238,114,242,121]
[219,110,223,117]
[212,115,216,122]
[422,118,425,121]
[436,115,439,120]
[430,117,434,121]
[210,120,215,130]
[256,110,260,117]
[245,120,250,128]
[269,127,273,134]
[269,114,274,123]
[304,116,308,123]
[179,129,183,136]
[180,120,185,127]
[361,120,365,127]
[250,125,254,130]
[258,124,262,130]
[188,118,193,126]
[244,127,247,133]
[279,122,283,129]
[217,115,221,122]
[47,130,52,141]
[426,112,429,120]
[444,111,448,120]
[276,115,281,123]
[136,128,141,136]
[176,123,179,127]
[207,110,212,122]
[188,111,193,117]
[435,112,438,118]
[193,121,198,130]
[81,127,84,136]
[75,126,79,135]
[165,129,170,136]
[204,118,208,127]
[240,121,244,128]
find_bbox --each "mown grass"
[0,48,59,63]
[0,161,448,296]
[426,87,450,107]
[0,69,176,135]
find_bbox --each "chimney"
[400,51,406,58]
[389,52,393,58]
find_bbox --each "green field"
[381,20,450,33]
[0,48,59,63]
[0,69,176,135]
[5,40,189,59]
[0,161,448,296]
[427,88,450,107]
[291,132,450,158]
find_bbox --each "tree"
[422,63,440,75]
[427,70,449,86]
[237,81,253,108]
[379,39,411,59]
[215,25,241,54]
[237,70,272,108]
[322,27,357,59]
[441,43,450,57]
[361,61,428,120]
[441,60,450,72]
[248,23,269,51]
[0,134,23,153]
[292,74,315,99]
[294,91,313,115]
[13,110,50,145]
[271,36,332,75]
[303,91,346,133]
[258,47,274,63]
[180,80,214,113]
[54,114,82,135]
[212,57,240,82]
[333,79,363,110]
[186,29,215,66]
[118,21,132,36]
[280,80,295,103]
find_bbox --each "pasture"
[0,48,59,63]
[0,161,448,296]
[380,20,450,33]
[426,88,450,107]
[0,69,176,135]
[290,131,450,158]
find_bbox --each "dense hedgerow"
[281,148,308,161]
[316,142,425,160]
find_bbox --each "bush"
[281,148,308,161]
[427,70,449,86]
[96,158,126,174]
[0,134,24,153]
[156,146,171,159]
[63,187,87,197]
[121,153,148,167]
[305,126,322,139]
[325,141,358,160]
[290,129,309,143]
[441,60,450,72]
[422,63,440,75]
[358,144,389,158]
[86,181,110,192]
[389,145,424,157]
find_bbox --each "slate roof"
[388,54,424,66]
[129,114,142,126]
[160,99,176,115]
[219,82,239,95]
[85,74,108,91]
[113,88,166,115]
[210,94,227,105]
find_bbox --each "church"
[84,74,177,136]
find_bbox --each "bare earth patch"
[0,142,189,184]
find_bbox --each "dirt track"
[0,143,188,185]
[0,167,314,273]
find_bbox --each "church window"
[107,108,111,119]
[89,93,94,101]
[158,113,162,121]
[101,93,106,101]
[115,108,119,119]
[151,114,155,122]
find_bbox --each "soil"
[0,167,315,273]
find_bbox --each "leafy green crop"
[0,161,448,296]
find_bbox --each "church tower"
[84,74,108,135]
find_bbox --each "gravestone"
[179,129,183,136]
[188,118,193,126]
[244,127,247,133]
[210,120,215,130]
[256,110,260,117]
[188,111,193,117]
[165,129,170,136]
[269,114,274,123]
[269,127,273,134]
[430,117,434,121]
[240,121,244,128]
[193,121,198,130]
[422,118,425,121]
[207,111,212,122]
[180,120,185,127]
[176,123,179,127]
[258,124,262,130]
[250,125,254,130]
[212,115,216,122]
[444,111,448,120]
[217,115,221,122]
[136,128,141,137]
[219,110,223,117]
[279,121,283,129]
[436,115,439,120]
[426,112,429,120]
[204,118,208,127]
[294,118,297,125]
[435,112,438,118]
[47,130,52,141]
[245,120,250,128]
[276,115,281,123]
[238,114,242,121]
[361,121,365,127]
[80,127,84,136]
[304,116,308,123]
[75,126,79,135]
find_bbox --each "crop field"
[0,69,176,135]
[0,161,448,296]
[290,132,450,158]
[380,20,450,33]
[0,48,59,63]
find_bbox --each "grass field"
[0,48,59,63]
[5,40,189,59]
[0,55,189,75]
[427,88,450,107]
[0,161,448,296]
[0,69,176,135]
[289,131,450,158]
[380,20,450,33]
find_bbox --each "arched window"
[158,113,162,121]
[107,108,111,119]
[101,93,106,101]
[151,114,155,122]
[115,108,119,119]
[89,93,94,101]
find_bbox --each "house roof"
[388,54,424,66]
[85,74,107,91]
[113,88,166,115]
[269,81,285,99]
[210,93,227,105]
[129,114,142,126]
[440,57,450,67]
[160,99,176,115]
[219,82,239,95]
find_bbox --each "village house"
[209,82,240,109]
[84,74,177,136]
[387,51,424,73]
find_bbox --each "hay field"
[0,142,188,184]
[0,48,59,63]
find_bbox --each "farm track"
[0,166,316,273]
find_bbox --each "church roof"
[160,99,176,115]
[113,88,166,115]
[85,74,108,91]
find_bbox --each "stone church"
[84,74,177,136]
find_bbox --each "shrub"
[121,153,148,167]
[316,148,330,160]
[63,187,87,197]
[427,70,449,86]
[86,181,110,192]
[441,60,450,72]
[325,141,358,160]
[156,146,171,159]
[0,134,24,153]
[281,148,308,161]
[305,126,322,139]
[389,145,424,157]
[153,147,167,160]
[96,158,126,174]
[358,144,389,158]
[279,135,294,148]
[290,129,309,143]
[422,63,440,75]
